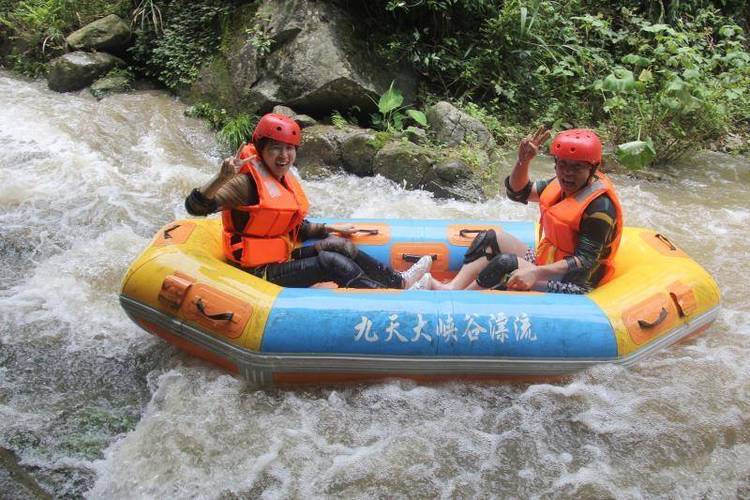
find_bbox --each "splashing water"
[1,72,748,498]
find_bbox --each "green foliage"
[370,81,429,132]
[245,19,274,57]
[105,66,135,82]
[595,7,750,163]
[616,139,656,170]
[3,53,48,78]
[217,113,255,152]
[350,0,750,164]
[458,101,525,147]
[184,101,228,129]
[330,110,349,129]
[185,103,257,152]
[131,0,163,34]
[128,0,231,91]
[0,0,129,76]
[367,130,395,150]
[406,109,428,127]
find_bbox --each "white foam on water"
[1,71,749,498]
[0,226,148,351]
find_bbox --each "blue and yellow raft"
[119,218,721,385]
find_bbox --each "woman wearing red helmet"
[419,127,622,293]
[185,113,431,289]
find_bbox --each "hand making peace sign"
[218,144,254,181]
[517,125,551,165]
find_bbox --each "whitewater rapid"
[0,72,748,498]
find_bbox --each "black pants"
[249,246,403,289]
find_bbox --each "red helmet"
[252,113,301,146]
[550,129,602,165]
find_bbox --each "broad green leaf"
[638,69,653,82]
[666,77,686,93]
[615,139,656,170]
[602,68,635,93]
[520,7,528,36]
[660,96,682,111]
[378,82,403,115]
[718,25,738,38]
[406,109,428,127]
[642,24,674,34]
[622,53,649,67]
[392,112,404,131]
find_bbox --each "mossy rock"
[90,75,131,99]
[372,140,435,188]
[296,124,357,176]
[341,131,378,176]
[47,51,124,92]
[66,14,132,53]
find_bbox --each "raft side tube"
[261,288,617,358]
[119,295,719,386]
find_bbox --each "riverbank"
[1,1,748,170]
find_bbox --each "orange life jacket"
[535,173,623,285]
[222,144,309,268]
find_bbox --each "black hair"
[253,137,299,153]
[253,137,270,152]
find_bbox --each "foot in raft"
[399,255,433,289]
[409,272,433,290]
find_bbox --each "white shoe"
[399,255,433,289]
[409,272,433,290]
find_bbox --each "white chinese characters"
[353,312,536,344]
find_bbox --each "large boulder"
[427,159,483,201]
[47,51,124,92]
[372,141,435,189]
[191,0,416,116]
[296,124,358,177]
[272,105,317,127]
[341,131,378,176]
[426,101,496,149]
[65,14,132,53]
[372,140,483,200]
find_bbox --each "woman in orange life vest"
[417,127,622,294]
[185,113,432,289]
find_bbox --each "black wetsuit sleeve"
[185,188,218,215]
[561,194,618,286]
[505,176,555,204]
[504,176,532,204]
[297,220,327,241]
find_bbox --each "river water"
[0,71,748,499]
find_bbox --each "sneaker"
[399,255,432,289]
[409,272,433,290]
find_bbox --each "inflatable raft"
[119,218,720,385]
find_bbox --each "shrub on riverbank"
[2,0,748,165]
[0,0,129,77]
[351,0,750,163]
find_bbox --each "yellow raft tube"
[120,218,721,385]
